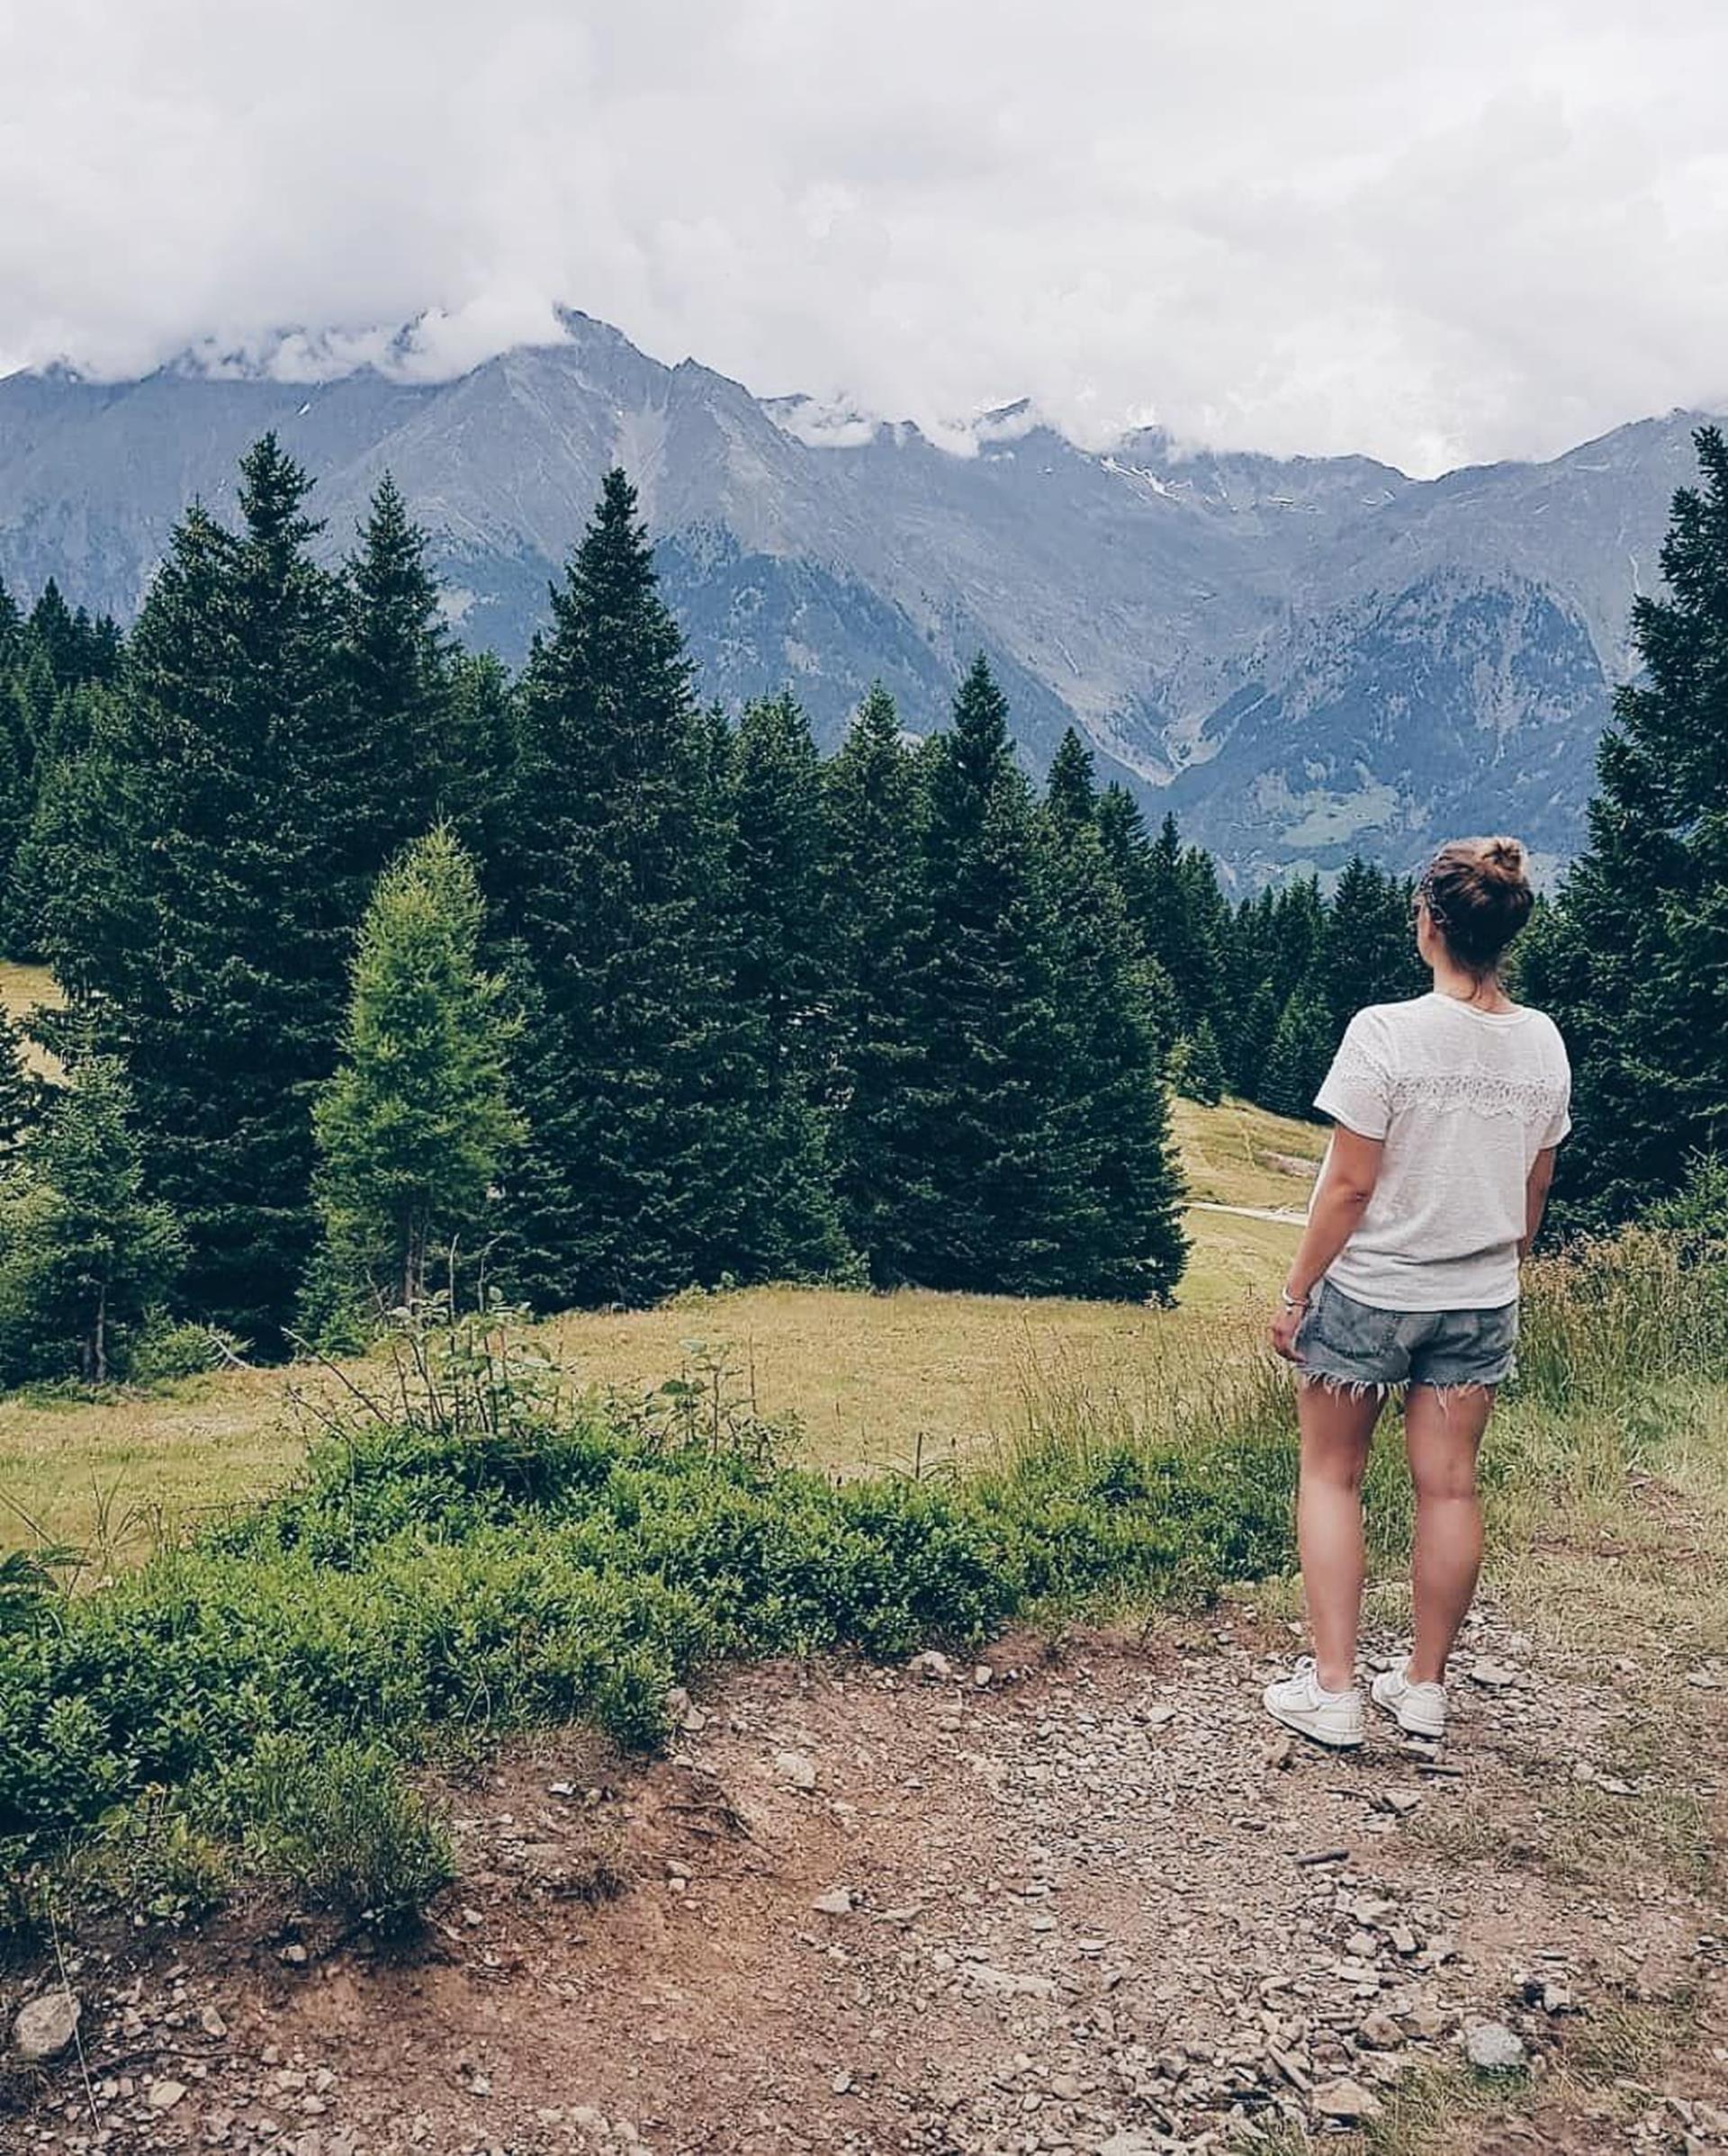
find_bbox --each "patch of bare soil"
[5,1606,1725,2156]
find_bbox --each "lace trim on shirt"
[1328,1042,1564,1123]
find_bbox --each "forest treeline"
[0,427,1722,1380]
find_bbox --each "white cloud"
[2,0,1724,472]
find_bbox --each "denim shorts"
[1295,1279,1518,1396]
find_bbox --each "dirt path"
[1189,1202,1306,1227]
[10,1596,1724,2156]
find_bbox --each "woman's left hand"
[1270,1300,1307,1364]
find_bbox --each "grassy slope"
[0,1096,1316,1558]
[1168,1093,1323,1210]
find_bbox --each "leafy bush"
[1644,1155,1728,1256]
[129,1315,237,1384]
[0,1545,75,1636]
[0,1352,1298,1895]
[226,1733,454,1935]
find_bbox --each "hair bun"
[1421,836,1534,974]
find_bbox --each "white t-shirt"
[1312,993,1571,1312]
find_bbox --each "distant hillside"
[0,310,1713,883]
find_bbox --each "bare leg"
[1296,1382,1384,1693]
[1403,1384,1495,1685]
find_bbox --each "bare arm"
[1521,1145,1558,1257]
[1270,1125,1384,1362]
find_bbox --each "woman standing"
[1263,838,1570,1749]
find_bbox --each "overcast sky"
[3,1,1725,474]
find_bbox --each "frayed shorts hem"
[1294,1365,1510,1406]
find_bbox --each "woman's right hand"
[1270,1298,1308,1364]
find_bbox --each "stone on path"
[1464,2021,1527,2071]
[147,2079,189,2111]
[1312,2077,1382,2123]
[906,1651,952,1682]
[13,1990,80,2062]
[812,1888,855,1916]
[774,1749,818,1792]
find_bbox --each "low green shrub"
[0,1361,1299,1895]
[223,1733,454,1935]
[129,1316,238,1385]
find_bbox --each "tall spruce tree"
[45,439,364,1345]
[1231,975,1282,1100]
[894,657,1083,1295]
[335,473,455,883]
[445,650,521,893]
[1520,426,1728,1226]
[500,468,845,1308]
[1269,875,1328,987]
[5,679,108,957]
[1045,727,1099,830]
[0,1056,182,1386]
[1037,738,1188,1301]
[819,684,932,1281]
[24,581,77,687]
[1171,1015,1226,1107]
[310,829,521,1326]
[727,692,832,1089]
[0,696,26,900]
[1092,782,1183,1063]
[0,1011,38,1152]
[1318,857,1425,1031]
[1124,815,1222,1037]
[1259,985,1336,1121]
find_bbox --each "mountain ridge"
[1,308,1716,885]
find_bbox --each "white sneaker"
[1264,1658,1365,1749]
[1371,1659,1447,1739]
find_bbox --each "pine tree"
[444,650,520,894]
[1045,726,1098,830]
[24,580,77,686]
[500,468,845,1307]
[0,698,26,901]
[1318,858,1424,1031]
[1520,425,1728,1226]
[1121,813,1230,1044]
[1091,783,1184,1062]
[894,658,1082,1295]
[1259,986,1336,1122]
[0,1011,38,1152]
[727,691,832,1088]
[1039,740,1188,1299]
[1269,874,1328,987]
[819,685,932,1280]
[6,645,53,780]
[1230,975,1281,1100]
[1172,1015,1226,1106]
[44,439,360,1346]
[0,1056,182,1385]
[4,680,107,957]
[309,829,521,1328]
[337,474,456,879]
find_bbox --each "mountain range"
[0,307,1714,885]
